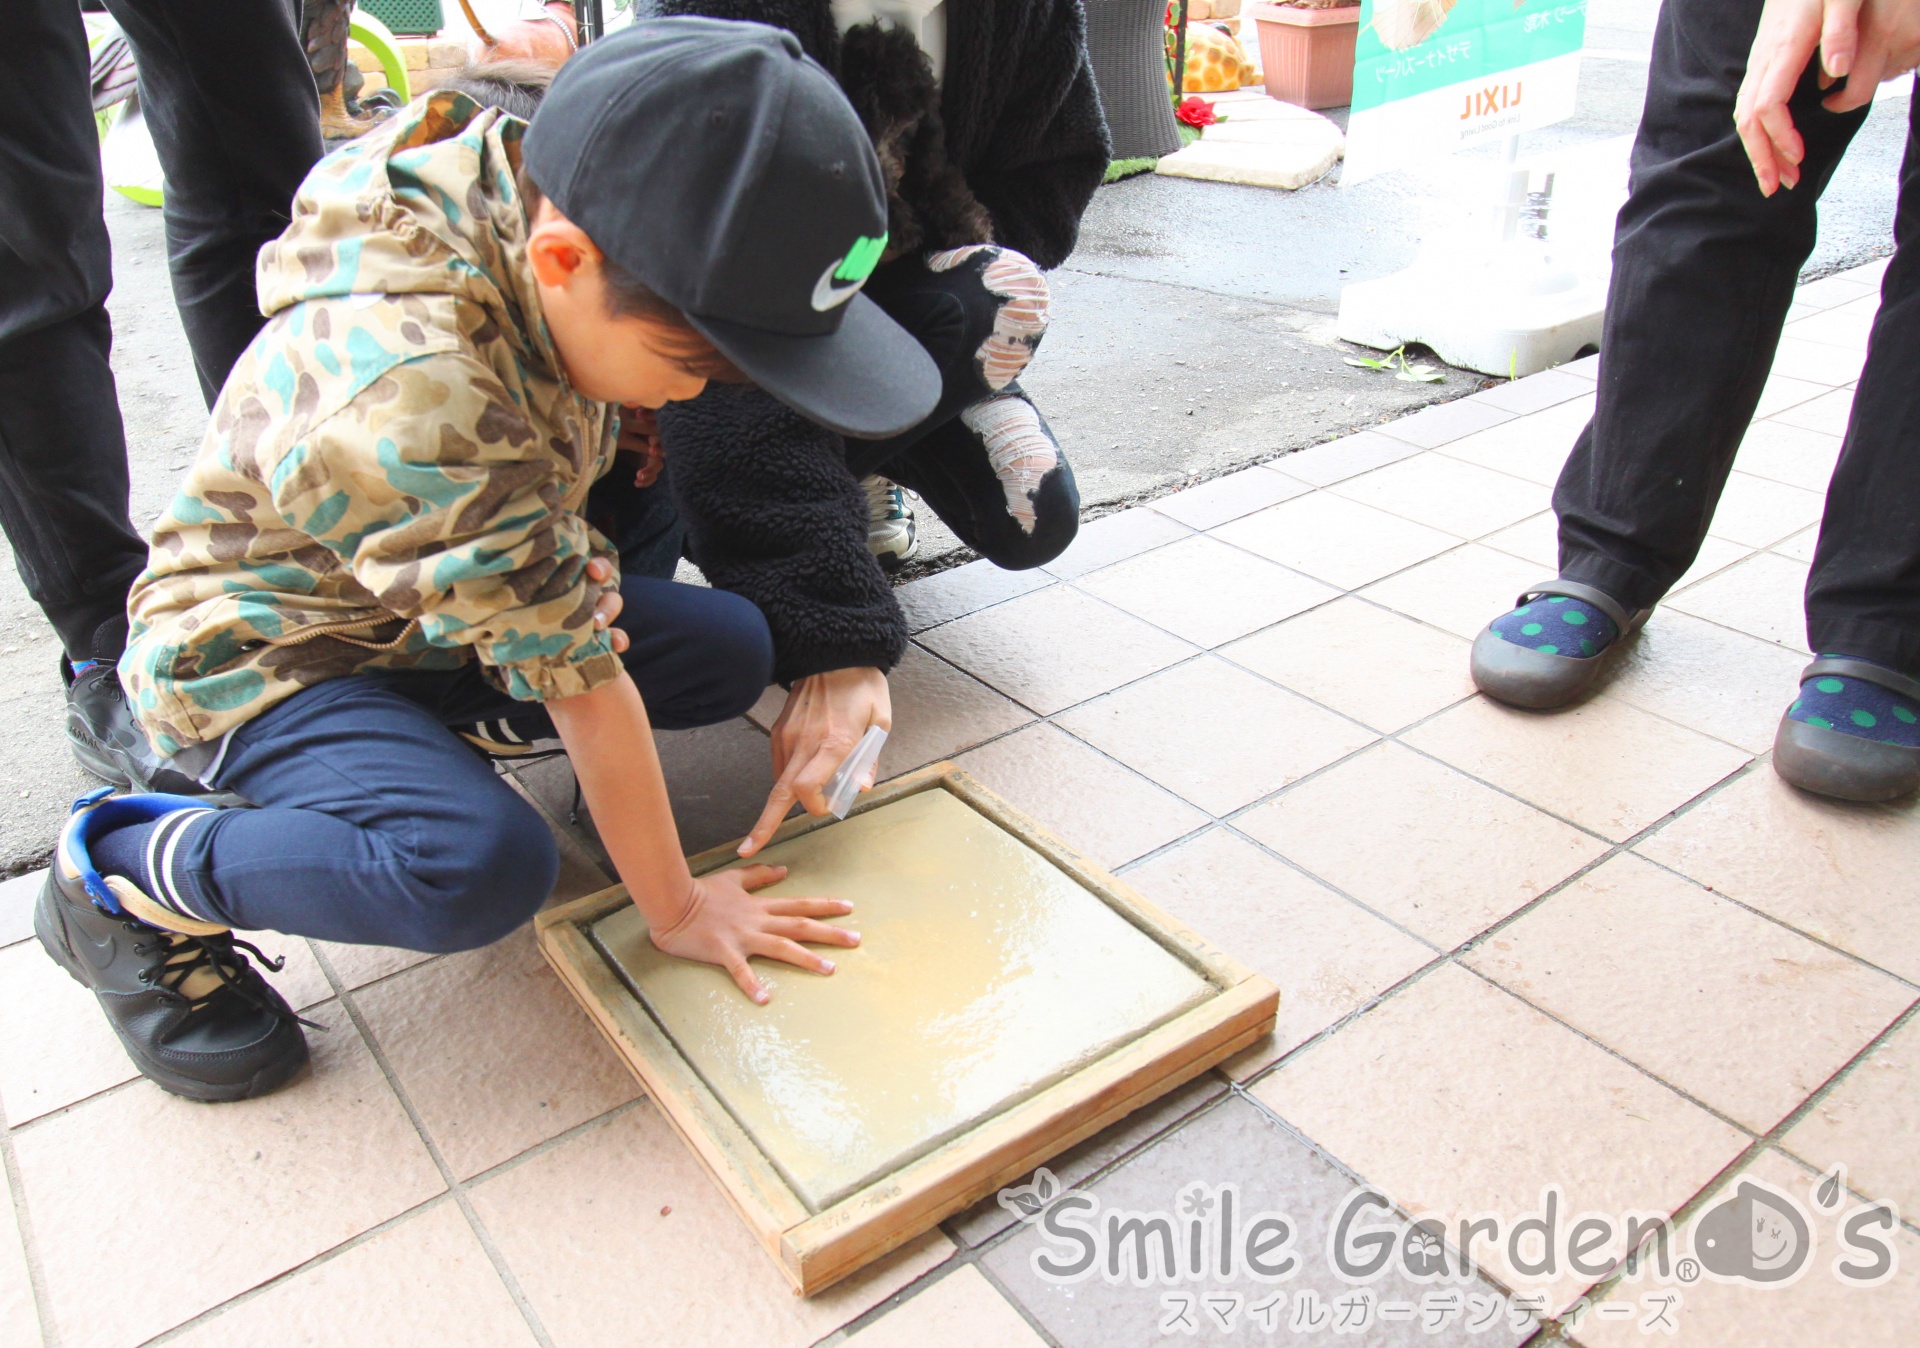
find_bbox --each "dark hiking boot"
[36,790,310,1102]
[63,658,224,798]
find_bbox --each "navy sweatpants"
[152,576,771,952]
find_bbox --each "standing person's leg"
[1774,95,1920,801]
[1472,0,1868,709]
[0,0,217,794]
[0,0,150,665]
[101,0,323,404]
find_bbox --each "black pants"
[0,0,319,660]
[1555,0,1920,678]
[847,249,1079,571]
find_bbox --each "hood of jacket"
[257,91,561,379]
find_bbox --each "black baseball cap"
[523,17,938,440]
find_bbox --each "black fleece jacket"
[644,0,1109,684]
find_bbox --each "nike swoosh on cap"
[811,262,864,312]
[810,233,888,313]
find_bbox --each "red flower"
[1176,96,1218,129]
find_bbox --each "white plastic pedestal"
[1336,243,1607,378]
[1337,136,1632,378]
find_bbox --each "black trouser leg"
[854,411,1081,571]
[1804,94,1920,677]
[101,0,322,405]
[845,250,1079,569]
[1553,0,1868,612]
[0,0,148,660]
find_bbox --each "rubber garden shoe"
[1471,579,1650,710]
[1774,658,1920,802]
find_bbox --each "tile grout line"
[806,1241,1065,1348]
[1227,779,1920,1243]
[134,1191,464,1347]
[0,280,1885,1347]
[1526,996,1920,1329]
[1,1107,61,1348]
[1232,1083,1571,1323]
[922,538,1834,998]
[435,1096,647,1194]
[967,1256,1068,1348]
[822,1075,1231,1344]
[1216,753,1803,1074]
[1229,755,1789,1089]
[927,480,1801,787]
[1717,998,1920,1237]
[267,386,1904,1336]
[1623,840,1920,995]
[307,944,562,1348]
[815,1075,1254,1346]
[907,489,1914,1061]
[935,1075,1237,1260]
[896,1088,1254,1348]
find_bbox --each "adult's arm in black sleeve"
[957,0,1111,269]
[660,384,907,685]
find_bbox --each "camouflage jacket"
[122,93,622,757]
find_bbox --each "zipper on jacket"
[265,614,421,652]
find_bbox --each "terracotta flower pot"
[1249,1,1360,110]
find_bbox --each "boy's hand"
[585,557,628,653]
[740,667,891,857]
[649,864,859,1004]
[618,405,666,488]
[549,677,858,1008]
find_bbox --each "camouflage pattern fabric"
[122,91,622,757]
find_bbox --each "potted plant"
[1248,0,1361,110]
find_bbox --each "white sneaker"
[863,475,918,569]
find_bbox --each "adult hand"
[1823,0,1920,112]
[472,1,577,68]
[1736,0,1859,195]
[740,667,892,857]
[618,404,665,488]
[585,556,628,654]
[649,865,859,1003]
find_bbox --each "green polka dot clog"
[1470,579,1649,710]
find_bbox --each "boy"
[35,18,939,1103]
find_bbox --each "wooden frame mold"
[534,762,1279,1296]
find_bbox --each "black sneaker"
[36,789,311,1102]
[63,658,223,798]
